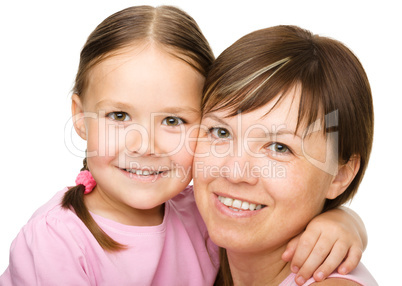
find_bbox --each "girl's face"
[193,86,341,253]
[72,44,204,224]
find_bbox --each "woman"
[193,25,377,285]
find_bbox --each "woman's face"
[193,86,339,253]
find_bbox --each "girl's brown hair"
[62,5,214,251]
[202,25,373,284]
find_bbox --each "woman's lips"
[218,195,266,211]
[214,193,267,217]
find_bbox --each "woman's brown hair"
[202,25,373,283]
[62,5,214,251]
[203,25,373,212]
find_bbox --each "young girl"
[0,6,367,285]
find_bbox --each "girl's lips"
[119,167,168,182]
[213,193,267,218]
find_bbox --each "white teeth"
[240,201,249,210]
[223,197,233,207]
[218,196,265,211]
[126,169,160,176]
[232,199,242,209]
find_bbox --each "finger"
[282,234,301,262]
[337,245,363,275]
[295,235,334,282]
[311,240,349,281]
[290,230,320,273]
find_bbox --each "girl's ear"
[326,156,360,199]
[71,94,87,140]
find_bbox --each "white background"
[0,1,400,285]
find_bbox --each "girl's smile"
[119,166,169,183]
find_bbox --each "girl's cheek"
[154,132,182,156]
[159,126,198,158]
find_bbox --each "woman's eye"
[266,142,290,154]
[107,112,130,121]
[210,127,232,139]
[162,116,184,126]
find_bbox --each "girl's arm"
[282,206,367,286]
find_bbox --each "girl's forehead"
[81,43,204,115]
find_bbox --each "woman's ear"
[71,94,87,140]
[326,156,360,199]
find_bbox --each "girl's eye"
[162,116,184,126]
[266,142,290,154]
[210,127,232,139]
[107,112,130,122]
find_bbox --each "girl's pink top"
[0,186,219,285]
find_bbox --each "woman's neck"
[227,244,292,286]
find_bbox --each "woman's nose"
[221,152,259,186]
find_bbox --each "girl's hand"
[282,207,367,285]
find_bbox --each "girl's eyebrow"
[94,100,200,115]
[95,100,130,110]
[161,106,200,115]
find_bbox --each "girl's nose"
[123,123,161,156]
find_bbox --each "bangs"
[201,24,373,211]
[203,56,329,137]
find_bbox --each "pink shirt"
[0,186,219,285]
[280,262,378,286]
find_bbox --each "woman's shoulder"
[281,263,377,286]
[308,262,378,286]
[310,278,360,285]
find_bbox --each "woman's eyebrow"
[266,129,302,139]
[202,114,228,125]
[203,114,303,139]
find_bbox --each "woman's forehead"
[206,85,300,122]
[204,84,328,139]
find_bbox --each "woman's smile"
[218,195,266,211]
[194,87,334,251]
[212,192,268,219]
